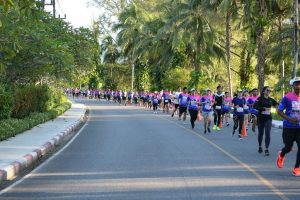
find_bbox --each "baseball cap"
[205,88,211,92]
[291,77,300,85]
[191,88,195,92]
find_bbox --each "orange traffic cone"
[219,121,222,129]
[197,111,202,121]
[241,121,247,137]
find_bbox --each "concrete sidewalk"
[0,101,87,183]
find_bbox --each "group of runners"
[67,77,300,176]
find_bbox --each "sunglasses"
[266,89,271,92]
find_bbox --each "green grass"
[0,101,71,141]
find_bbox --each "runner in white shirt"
[171,86,182,117]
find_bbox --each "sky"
[45,0,99,28]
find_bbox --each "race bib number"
[216,106,221,110]
[191,100,197,106]
[292,101,300,124]
[244,105,249,110]
[205,105,211,110]
[165,100,169,103]
[237,107,244,113]
[262,111,271,115]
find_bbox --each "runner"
[248,88,259,132]
[232,89,246,140]
[222,91,232,127]
[187,88,200,129]
[163,90,170,113]
[277,77,300,176]
[152,92,159,114]
[171,86,181,117]
[213,85,224,131]
[200,88,214,134]
[253,86,278,156]
[243,90,250,131]
[178,87,189,122]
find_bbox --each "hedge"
[0,101,71,141]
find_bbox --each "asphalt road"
[0,99,299,200]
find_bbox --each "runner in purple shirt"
[277,77,300,176]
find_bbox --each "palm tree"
[113,2,152,90]
[293,0,298,78]
[206,0,238,97]
[165,0,224,88]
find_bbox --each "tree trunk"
[226,11,233,97]
[131,62,135,90]
[278,17,285,97]
[256,26,266,93]
[293,0,298,78]
[255,0,266,93]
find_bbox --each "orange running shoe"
[277,151,285,168]
[293,168,300,177]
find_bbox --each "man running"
[163,90,170,113]
[171,86,181,117]
[178,87,189,122]
[213,85,224,131]
[277,77,300,176]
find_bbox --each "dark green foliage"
[0,85,13,120]
[12,85,50,118]
[0,101,71,141]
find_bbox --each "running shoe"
[238,134,243,140]
[207,127,211,133]
[277,151,285,168]
[293,168,300,176]
[204,129,207,134]
[258,147,263,154]
[232,130,235,137]
[226,123,230,127]
[213,125,217,130]
[216,127,220,131]
[264,149,269,156]
[171,113,174,117]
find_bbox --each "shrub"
[0,101,72,141]
[0,91,13,120]
[12,85,50,118]
[0,84,14,120]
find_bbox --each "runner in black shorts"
[171,86,181,117]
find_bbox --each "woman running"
[187,88,200,129]
[254,86,278,156]
[232,90,246,140]
[200,89,214,134]
[222,92,232,126]
[213,85,224,131]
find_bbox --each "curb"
[0,105,87,183]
